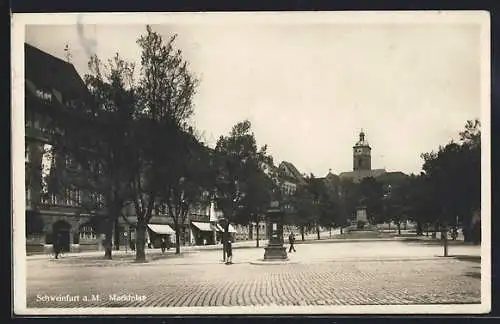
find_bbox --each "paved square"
[25,240,481,308]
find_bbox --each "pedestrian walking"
[53,233,61,259]
[225,240,233,265]
[288,232,296,253]
[160,237,167,254]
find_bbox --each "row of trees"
[284,119,481,245]
[45,26,207,261]
[40,26,283,261]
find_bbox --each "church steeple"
[353,129,371,171]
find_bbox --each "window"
[79,225,96,240]
[25,186,31,205]
[76,190,81,204]
[25,143,30,172]
[65,156,73,169]
[25,114,33,128]
[64,189,71,205]
[49,193,57,205]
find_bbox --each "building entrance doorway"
[53,220,71,252]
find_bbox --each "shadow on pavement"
[452,255,481,263]
[464,272,481,279]
[45,252,199,267]
[400,238,479,247]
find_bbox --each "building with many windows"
[24,43,240,253]
[24,43,103,253]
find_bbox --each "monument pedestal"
[263,244,288,260]
[261,201,288,262]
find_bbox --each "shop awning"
[191,222,214,232]
[147,224,175,235]
[215,225,224,232]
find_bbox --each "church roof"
[339,169,386,183]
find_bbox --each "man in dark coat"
[225,240,233,265]
[160,237,167,254]
[288,232,296,253]
[53,233,61,259]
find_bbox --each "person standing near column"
[225,240,233,265]
[288,232,296,253]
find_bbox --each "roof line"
[25,42,75,68]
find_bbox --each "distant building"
[277,161,306,195]
[323,129,409,224]
[338,130,387,183]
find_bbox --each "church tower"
[353,129,371,171]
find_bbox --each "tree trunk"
[113,217,120,250]
[443,225,449,257]
[316,224,320,240]
[135,219,147,262]
[103,218,113,260]
[256,220,260,248]
[416,221,423,236]
[340,226,343,235]
[300,226,305,241]
[472,221,481,245]
[174,222,181,254]
[463,223,470,243]
[397,222,401,236]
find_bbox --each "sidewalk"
[25,232,333,260]
[27,231,465,261]
[26,239,262,260]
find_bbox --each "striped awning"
[147,224,175,235]
[191,222,214,232]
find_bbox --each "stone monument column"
[263,201,288,261]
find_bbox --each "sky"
[25,15,483,177]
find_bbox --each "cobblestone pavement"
[25,241,481,308]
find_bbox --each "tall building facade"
[24,43,102,254]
